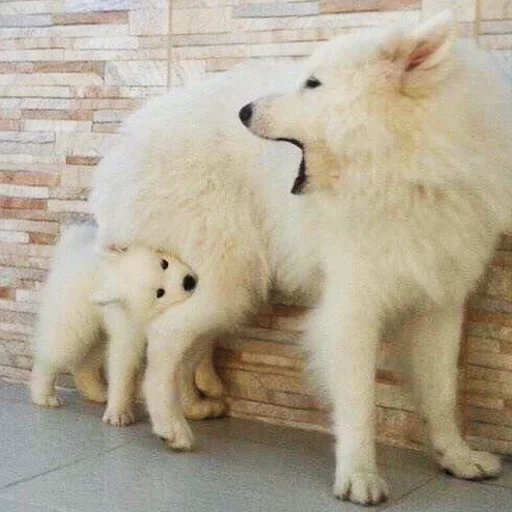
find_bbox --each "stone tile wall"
[1,0,511,454]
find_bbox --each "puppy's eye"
[161,259,168,270]
[156,288,165,298]
[304,76,322,89]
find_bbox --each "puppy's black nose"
[239,103,253,126]
[183,274,197,292]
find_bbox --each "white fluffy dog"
[91,13,512,505]
[31,224,198,428]
[242,12,512,504]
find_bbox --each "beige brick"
[423,0,476,22]
[24,120,92,132]
[0,86,74,98]
[55,131,120,157]
[0,73,103,86]
[0,49,64,62]
[467,395,505,410]
[47,200,89,213]
[73,36,139,50]
[60,166,93,188]
[0,231,29,244]
[172,7,233,34]
[129,9,169,35]
[467,435,512,455]
[0,184,49,199]
[467,336,501,353]
[468,352,512,371]
[480,1,512,20]
[0,24,129,40]
[105,60,167,86]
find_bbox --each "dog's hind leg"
[31,361,61,408]
[194,343,225,399]
[410,305,501,480]
[180,343,226,421]
[74,343,107,404]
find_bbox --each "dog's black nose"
[239,103,253,126]
[183,274,197,292]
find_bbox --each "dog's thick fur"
[31,225,198,429]
[91,13,512,505]
[244,13,512,504]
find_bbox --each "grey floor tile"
[0,401,151,489]
[0,496,64,512]
[384,477,512,512]
[0,381,31,404]
[485,456,512,489]
[1,424,432,512]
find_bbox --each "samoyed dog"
[241,12,512,504]
[31,225,201,430]
[91,12,512,505]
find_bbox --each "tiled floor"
[0,382,510,512]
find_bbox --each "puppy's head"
[91,245,197,323]
[239,12,456,194]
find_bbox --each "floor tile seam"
[0,443,129,492]
[379,474,438,510]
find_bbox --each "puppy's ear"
[395,11,456,95]
[90,286,121,306]
[94,243,127,262]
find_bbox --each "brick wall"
[1,0,511,454]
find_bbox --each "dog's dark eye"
[304,76,322,89]
[156,288,165,298]
[161,259,168,270]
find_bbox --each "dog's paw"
[82,387,108,404]
[334,471,389,506]
[195,371,224,399]
[438,447,501,480]
[183,398,226,420]
[153,419,195,452]
[32,393,61,408]
[102,406,135,427]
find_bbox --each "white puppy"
[31,224,198,428]
[243,12,512,505]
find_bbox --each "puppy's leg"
[74,343,107,403]
[194,343,225,399]
[310,285,388,506]
[410,306,501,480]
[102,306,145,427]
[180,343,226,420]
[31,361,60,408]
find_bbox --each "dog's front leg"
[144,321,195,451]
[309,284,388,505]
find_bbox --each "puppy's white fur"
[31,224,196,428]
[90,13,511,503]
[246,12,512,504]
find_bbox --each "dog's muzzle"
[238,105,308,195]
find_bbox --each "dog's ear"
[396,11,456,95]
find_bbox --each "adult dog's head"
[239,12,460,195]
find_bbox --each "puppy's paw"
[183,398,226,420]
[153,419,195,452]
[32,393,61,408]
[102,406,135,427]
[334,471,389,506]
[438,447,501,480]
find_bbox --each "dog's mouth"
[276,138,307,195]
